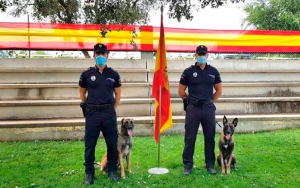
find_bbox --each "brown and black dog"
[217,115,238,174]
[100,118,134,178]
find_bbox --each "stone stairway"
[0,58,300,141]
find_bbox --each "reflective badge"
[91,75,96,81]
[107,78,115,82]
[193,72,197,77]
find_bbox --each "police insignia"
[180,74,185,80]
[193,72,197,77]
[91,75,96,81]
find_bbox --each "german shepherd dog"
[100,118,134,178]
[217,115,238,174]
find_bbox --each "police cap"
[196,45,208,54]
[94,43,108,53]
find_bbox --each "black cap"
[196,45,208,54]
[94,43,108,53]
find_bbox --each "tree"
[1,0,245,57]
[243,0,300,57]
[243,0,300,30]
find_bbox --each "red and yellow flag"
[152,10,173,143]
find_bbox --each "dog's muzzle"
[127,128,133,136]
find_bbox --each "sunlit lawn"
[0,128,300,188]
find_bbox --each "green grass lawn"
[1,128,300,188]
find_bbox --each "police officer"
[178,45,222,175]
[79,43,121,184]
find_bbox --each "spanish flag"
[152,7,173,143]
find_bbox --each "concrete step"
[0,83,150,100]
[1,67,299,84]
[1,59,300,84]
[2,59,300,71]
[1,97,300,120]
[1,82,300,100]
[1,114,300,141]
[0,58,148,69]
[167,82,300,97]
[146,59,300,71]
[149,69,300,83]
[0,68,148,83]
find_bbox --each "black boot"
[84,173,94,185]
[108,171,119,182]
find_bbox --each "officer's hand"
[183,97,188,111]
[80,101,87,117]
[80,102,86,108]
[80,102,85,108]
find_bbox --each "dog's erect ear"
[223,115,228,125]
[130,119,134,125]
[232,118,238,127]
[121,118,125,125]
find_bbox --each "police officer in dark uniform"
[79,43,122,184]
[178,45,222,175]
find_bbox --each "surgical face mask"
[197,56,207,64]
[95,55,107,66]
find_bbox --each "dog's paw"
[94,162,101,167]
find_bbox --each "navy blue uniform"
[79,66,121,175]
[180,62,222,170]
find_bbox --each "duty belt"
[86,104,113,110]
[187,100,211,106]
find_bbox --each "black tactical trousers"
[182,103,216,169]
[84,107,118,174]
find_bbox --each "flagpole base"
[148,167,169,174]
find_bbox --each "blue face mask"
[197,56,207,64]
[95,55,107,66]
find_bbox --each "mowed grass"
[0,128,300,188]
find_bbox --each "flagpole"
[148,4,169,175]
[148,71,169,175]
[158,85,161,169]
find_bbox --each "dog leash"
[216,120,222,128]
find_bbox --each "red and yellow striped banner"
[0,22,300,53]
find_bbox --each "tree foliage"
[243,0,300,30]
[0,0,245,56]
[1,0,245,24]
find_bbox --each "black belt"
[86,104,113,110]
[187,100,211,106]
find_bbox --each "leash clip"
[216,121,222,128]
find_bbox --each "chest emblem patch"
[91,75,96,81]
[193,72,197,77]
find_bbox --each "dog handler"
[79,43,122,184]
[178,45,222,175]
